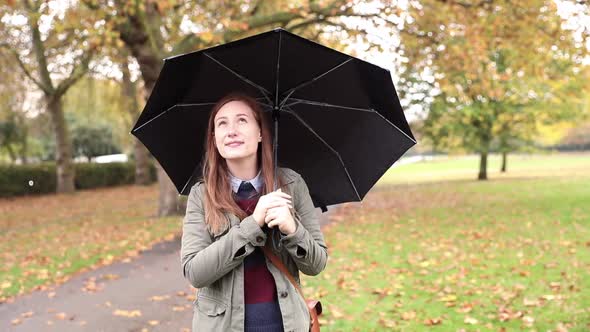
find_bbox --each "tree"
[399,0,587,179]
[1,0,102,192]
[69,116,121,162]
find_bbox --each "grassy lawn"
[301,152,589,331]
[381,152,589,185]
[0,184,180,302]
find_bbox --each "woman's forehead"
[216,100,253,119]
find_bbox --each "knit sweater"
[234,193,284,332]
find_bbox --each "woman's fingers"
[269,191,292,199]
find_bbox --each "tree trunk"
[122,37,180,216]
[478,151,488,180]
[500,151,507,173]
[156,163,181,216]
[6,144,17,163]
[133,139,151,184]
[121,56,151,185]
[47,96,76,193]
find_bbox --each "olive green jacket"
[180,167,328,332]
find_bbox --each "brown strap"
[260,241,307,301]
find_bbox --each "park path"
[1,206,339,332]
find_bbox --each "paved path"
[1,207,338,332]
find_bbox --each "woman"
[180,91,328,332]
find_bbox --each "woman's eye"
[239,118,247,123]
[217,121,226,126]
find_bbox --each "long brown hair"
[201,91,287,236]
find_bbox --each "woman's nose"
[228,124,238,136]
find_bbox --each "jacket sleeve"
[180,183,268,289]
[278,174,328,276]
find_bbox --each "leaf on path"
[21,311,34,318]
[149,295,171,301]
[100,273,120,281]
[113,309,142,317]
[82,277,103,293]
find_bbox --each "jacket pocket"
[195,295,227,316]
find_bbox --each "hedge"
[0,161,157,198]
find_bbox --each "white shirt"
[228,168,263,194]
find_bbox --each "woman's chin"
[223,153,255,162]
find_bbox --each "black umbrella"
[130,27,416,213]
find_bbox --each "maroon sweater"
[235,195,284,331]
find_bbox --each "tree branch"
[55,48,95,97]
[171,34,204,56]
[1,43,52,94]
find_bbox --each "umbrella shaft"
[273,110,279,191]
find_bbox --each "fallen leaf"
[464,316,478,324]
[149,295,170,301]
[21,311,34,318]
[401,311,416,320]
[522,315,535,327]
[424,317,442,325]
[113,309,142,318]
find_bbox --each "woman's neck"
[226,160,258,180]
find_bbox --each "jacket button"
[256,236,264,243]
[280,291,288,298]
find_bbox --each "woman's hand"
[265,204,296,235]
[252,188,292,227]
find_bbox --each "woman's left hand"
[265,204,296,235]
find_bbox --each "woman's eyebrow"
[215,113,249,122]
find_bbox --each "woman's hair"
[201,91,287,236]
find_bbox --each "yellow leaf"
[113,309,142,318]
[464,316,478,324]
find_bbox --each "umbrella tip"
[274,27,283,33]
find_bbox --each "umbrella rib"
[279,58,353,110]
[285,98,417,145]
[274,31,282,107]
[132,103,217,133]
[283,107,362,202]
[203,52,274,106]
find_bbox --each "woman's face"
[213,100,262,162]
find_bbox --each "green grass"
[380,152,589,185]
[301,153,590,331]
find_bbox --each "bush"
[0,161,157,198]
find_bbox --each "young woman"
[180,92,328,331]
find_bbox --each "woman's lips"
[226,142,243,147]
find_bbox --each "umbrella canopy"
[131,27,416,212]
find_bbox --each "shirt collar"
[229,168,263,194]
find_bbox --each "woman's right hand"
[252,189,292,227]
